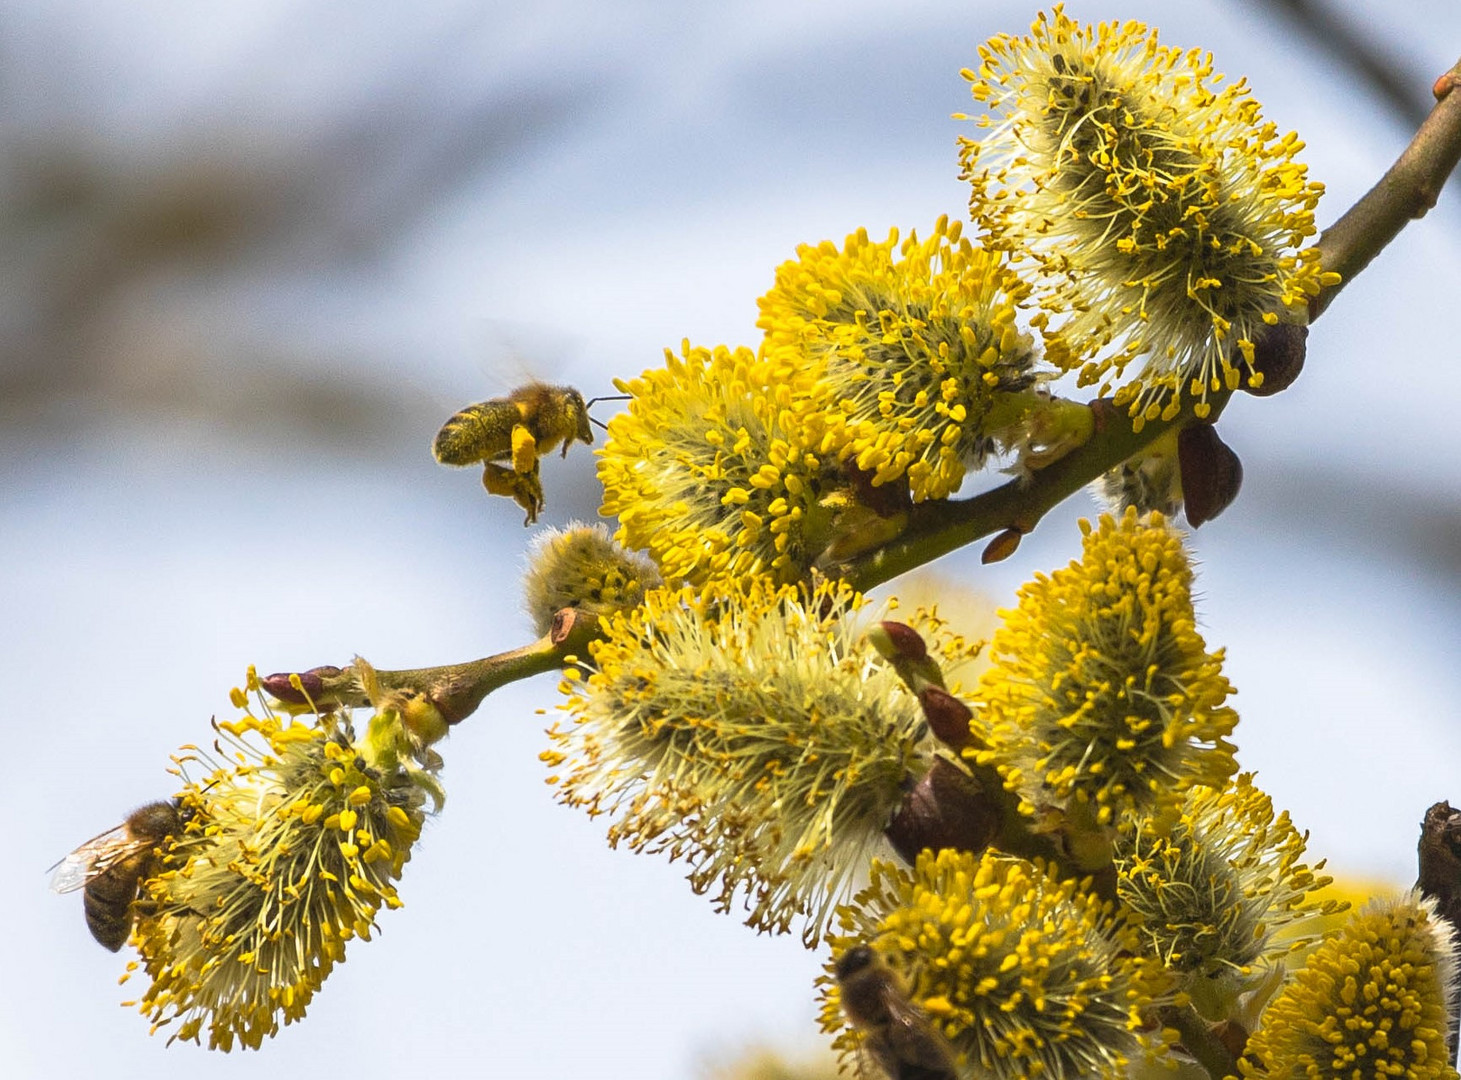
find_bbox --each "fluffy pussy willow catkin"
[521,522,661,636]
[125,678,441,1051]
[1114,775,1340,1004]
[824,850,1165,1080]
[597,341,832,587]
[972,509,1237,836]
[756,217,1052,501]
[959,6,1333,426]
[1240,892,1460,1080]
[543,576,959,946]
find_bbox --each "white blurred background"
[4,1,1461,1076]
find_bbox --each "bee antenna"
[585,394,631,409]
[585,394,631,433]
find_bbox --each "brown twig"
[833,394,1221,593]
[261,607,601,724]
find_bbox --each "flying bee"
[432,384,625,526]
[835,945,959,1080]
[50,800,182,952]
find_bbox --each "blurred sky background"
[4,1,1461,1077]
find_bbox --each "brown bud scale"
[1178,424,1242,528]
[884,759,1001,863]
[1242,322,1307,397]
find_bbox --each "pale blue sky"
[4,3,1461,1077]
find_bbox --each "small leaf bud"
[868,621,946,694]
[918,687,976,751]
[260,665,344,707]
[869,620,927,663]
[982,527,1023,563]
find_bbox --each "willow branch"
[832,396,1225,592]
[261,607,601,724]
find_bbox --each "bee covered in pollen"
[50,800,183,952]
[835,945,959,1080]
[433,383,621,526]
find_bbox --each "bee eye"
[836,945,875,979]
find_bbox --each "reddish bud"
[982,527,1022,564]
[550,608,586,645]
[871,621,928,663]
[869,622,945,693]
[260,665,343,706]
[1242,323,1307,397]
[919,687,975,750]
[1178,424,1243,528]
[844,462,913,519]
[1211,1020,1250,1061]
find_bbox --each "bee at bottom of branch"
[836,945,960,1080]
[433,383,624,526]
[50,800,182,952]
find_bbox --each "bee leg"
[510,424,539,475]
[514,468,544,525]
[482,463,544,526]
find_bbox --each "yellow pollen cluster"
[1241,893,1461,1080]
[960,5,1336,426]
[825,849,1160,1080]
[125,687,432,1051]
[544,575,937,945]
[973,508,1237,828]
[597,341,830,586]
[757,216,1048,501]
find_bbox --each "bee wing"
[48,823,134,893]
[880,995,959,1078]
